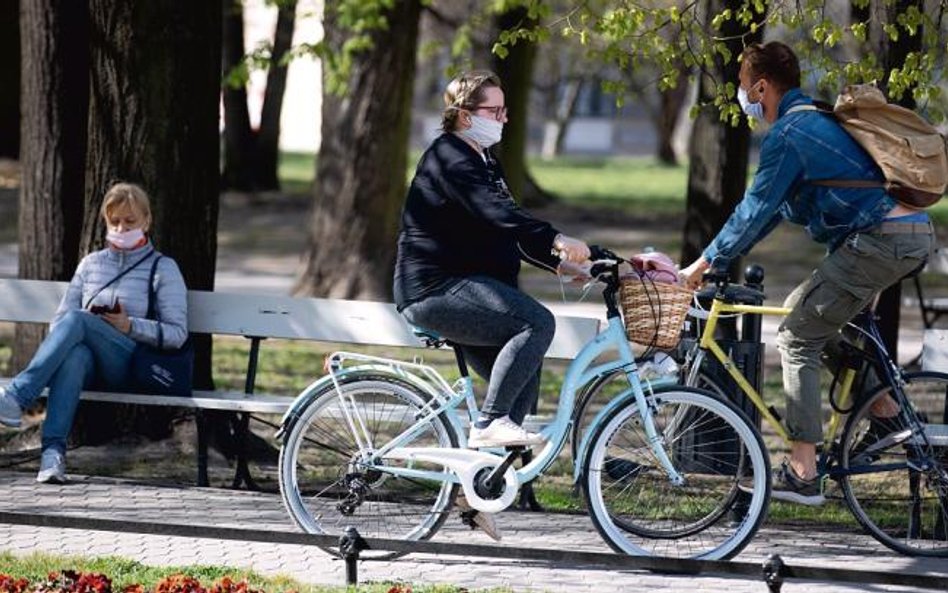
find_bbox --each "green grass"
[277,152,316,195]
[278,151,689,208]
[0,552,502,593]
[277,149,948,224]
[529,156,688,211]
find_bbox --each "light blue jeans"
[6,310,137,454]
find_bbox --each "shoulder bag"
[129,255,194,396]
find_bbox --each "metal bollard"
[338,526,369,586]
[762,554,785,593]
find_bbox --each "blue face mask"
[738,86,765,121]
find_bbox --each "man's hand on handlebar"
[679,257,710,290]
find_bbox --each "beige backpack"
[789,84,948,208]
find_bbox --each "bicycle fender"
[275,365,464,440]
[572,376,679,483]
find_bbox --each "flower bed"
[0,572,272,593]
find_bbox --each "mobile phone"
[90,300,121,315]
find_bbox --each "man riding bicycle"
[680,41,934,505]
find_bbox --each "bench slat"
[0,279,600,360]
[0,379,294,414]
[75,390,296,414]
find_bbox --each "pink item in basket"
[629,251,680,284]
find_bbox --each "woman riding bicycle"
[393,70,590,450]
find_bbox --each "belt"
[868,221,933,235]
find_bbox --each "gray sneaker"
[36,450,67,484]
[0,387,23,428]
[770,460,825,506]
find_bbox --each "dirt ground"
[0,182,940,487]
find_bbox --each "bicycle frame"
[691,293,932,470]
[316,314,686,489]
[695,298,794,443]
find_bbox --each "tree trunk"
[655,67,690,166]
[222,0,256,192]
[680,0,763,279]
[255,0,297,191]
[295,0,422,299]
[874,0,923,362]
[0,0,20,159]
[75,0,221,443]
[540,76,582,160]
[14,0,89,373]
[490,6,553,207]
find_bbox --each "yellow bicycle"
[683,270,948,556]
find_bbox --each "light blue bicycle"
[276,247,771,560]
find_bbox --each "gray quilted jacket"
[53,241,189,348]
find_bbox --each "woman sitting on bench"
[0,182,188,484]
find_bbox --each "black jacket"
[394,133,561,310]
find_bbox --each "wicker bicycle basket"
[619,276,693,350]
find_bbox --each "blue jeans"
[6,310,137,454]
[401,276,555,425]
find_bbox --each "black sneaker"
[770,460,825,506]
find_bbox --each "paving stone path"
[1,472,946,592]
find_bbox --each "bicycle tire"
[278,375,459,559]
[570,368,730,465]
[839,371,948,557]
[582,386,770,560]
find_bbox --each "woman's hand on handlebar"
[553,234,591,264]
[557,259,593,283]
[679,256,710,290]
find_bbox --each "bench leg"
[196,410,210,487]
[515,449,544,512]
[231,412,260,490]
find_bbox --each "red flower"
[154,575,206,593]
[208,577,261,593]
[0,574,30,593]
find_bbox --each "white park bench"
[913,246,948,329]
[0,278,600,488]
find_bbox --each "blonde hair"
[440,70,502,132]
[100,182,152,225]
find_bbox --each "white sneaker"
[455,494,502,541]
[468,416,545,448]
[0,387,23,428]
[36,450,67,484]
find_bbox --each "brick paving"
[1,471,946,592]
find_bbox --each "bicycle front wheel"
[278,376,459,559]
[583,387,770,560]
[840,371,948,556]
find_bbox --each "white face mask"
[107,228,145,250]
[457,114,504,148]
[738,86,765,121]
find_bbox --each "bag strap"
[83,248,156,310]
[787,103,892,192]
[145,255,165,349]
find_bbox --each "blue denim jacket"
[703,88,896,268]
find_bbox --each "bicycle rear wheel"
[840,371,948,556]
[583,386,770,560]
[278,376,459,559]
